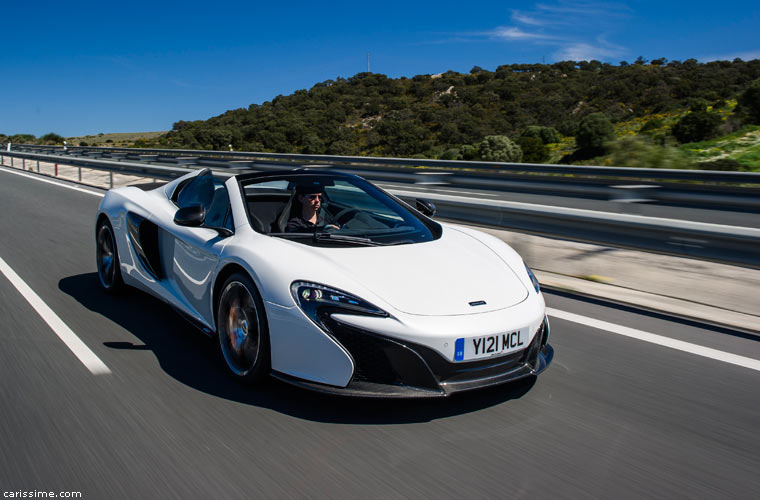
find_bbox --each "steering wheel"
[334,208,360,225]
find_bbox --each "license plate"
[454,328,528,362]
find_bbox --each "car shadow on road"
[60,272,537,424]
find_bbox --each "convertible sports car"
[95,167,553,397]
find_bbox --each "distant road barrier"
[2,146,759,268]
[6,143,760,211]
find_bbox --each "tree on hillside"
[515,136,549,163]
[575,113,614,155]
[10,134,36,143]
[521,125,561,144]
[738,77,760,124]
[40,132,64,144]
[671,111,722,143]
[477,135,522,162]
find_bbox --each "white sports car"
[95,167,553,397]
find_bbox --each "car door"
[161,170,234,329]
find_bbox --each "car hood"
[310,227,529,316]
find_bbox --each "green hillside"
[155,58,760,169]
[5,58,760,170]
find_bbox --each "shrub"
[639,118,664,134]
[459,144,479,160]
[301,134,325,154]
[439,148,461,160]
[575,113,614,153]
[738,78,760,124]
[327,140,354,156]
[688,98,709,112]
[696,158,747,171]
[40,132,64,144]
[521,125,561,144]
[515,136,549,163]
[672,111,721,143]
[608,136,689,169]
[10,134,36,143]
[477,135,523,162]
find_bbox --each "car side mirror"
[415,199,436,217]
[174,204,206,227]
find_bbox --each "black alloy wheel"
[96,219,124,293]
[216,273,270,383]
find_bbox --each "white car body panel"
[304,227,528,316]
[265,301,354,387]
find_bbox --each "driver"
[286,184,340,232]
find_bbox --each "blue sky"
[2,1,758,137]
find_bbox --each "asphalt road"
[1,167,758,500]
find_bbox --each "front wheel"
[216,273,270,383]
[96,218,124,294]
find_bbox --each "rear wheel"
[96,218,124,294]
[216,273,270,383]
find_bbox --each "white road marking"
[547,307,760,373]
[378,183,499,197]
[0,255,111,375]
[415,188,499,197]
[0,165,104,198]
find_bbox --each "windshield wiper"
[313,232,388,246]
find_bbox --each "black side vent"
[126,212,162,280]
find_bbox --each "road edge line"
[0,254,111,375]
[547,307,760,372]
[0,165,105,198]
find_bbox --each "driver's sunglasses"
[306,194,322,200]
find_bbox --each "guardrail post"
[109,172,113,189]
[55,164,58,176]
[78,166,82,181]
[22,158,26,170]
[37,160,40,172]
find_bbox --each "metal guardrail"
[8,143,760,210]
[2,147,759,268]
[10,143,760,182]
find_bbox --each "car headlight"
[291,281,388,330]
[524,263,541,294]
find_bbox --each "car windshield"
[239,173,441,246]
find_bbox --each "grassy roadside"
[66,131,166,146]
[546,106,760,171]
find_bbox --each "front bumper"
[273,316,553,398]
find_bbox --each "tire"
[216,272,270,383]
[96,218,125,294]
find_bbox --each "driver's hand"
[323,224,340,231]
